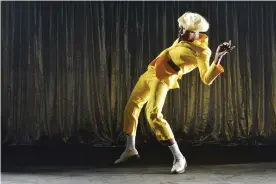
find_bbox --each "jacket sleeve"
[196,48,224,85]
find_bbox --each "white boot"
[114,135,139,164]
[114,148,140,164]
[168,142,187,174]
[171,157,187,174]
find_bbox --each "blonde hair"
[177,12,209,33]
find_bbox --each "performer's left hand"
[214,40,235,65]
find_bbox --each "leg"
[145,80,187,174]
[115,73,151,164]
[145,79,173,141]
[123,73,151,137]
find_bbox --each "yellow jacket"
[148,34,224,89]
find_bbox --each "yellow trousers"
[123,68,174,141]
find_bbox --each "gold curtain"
[1,1,276,145]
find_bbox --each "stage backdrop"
[2,1,276,146]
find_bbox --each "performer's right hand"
[214,40,235,65]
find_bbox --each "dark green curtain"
[1,1,276,146]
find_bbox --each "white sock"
[168,143,183,160]
[126,135,135,150]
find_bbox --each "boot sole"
[114,154,140,165]
[171,163,187,174]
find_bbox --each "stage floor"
[2,145,276,183]
[2,162,276,184]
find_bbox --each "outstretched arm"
[197,40,235,85]
[197,48,224,85]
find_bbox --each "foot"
[171,157,187,174]
[114,148,140,164]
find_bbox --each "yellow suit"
[123,34,224,141]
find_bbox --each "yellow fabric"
[123,35,224,141]
[123,71,174,140]
[148,34,224,89]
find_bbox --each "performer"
[114,12,235,174]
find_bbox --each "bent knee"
[150,113,162,123]
[145,111,166,125]
[145,109,157,121]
